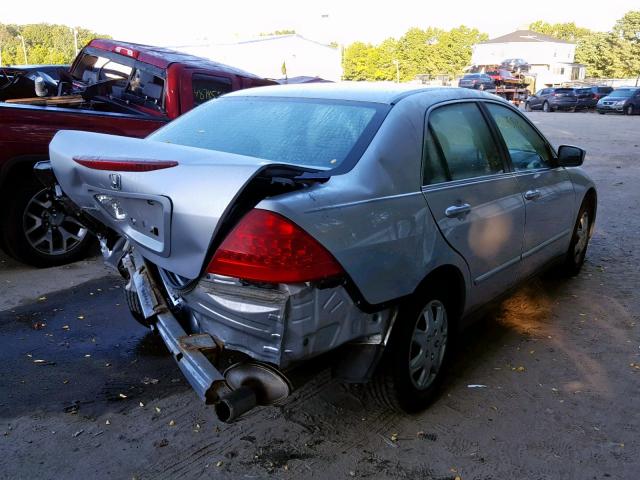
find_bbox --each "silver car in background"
[48,84,596,421]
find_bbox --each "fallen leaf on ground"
[118,393,127,399]
[105,420,111,425]
[77,315,84,320]
[155,407,161,413]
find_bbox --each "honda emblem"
[109,173,122,191]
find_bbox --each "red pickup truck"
[0,39,275,267]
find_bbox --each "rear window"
[464,74,481,78]
[595,87,613,94]
[575,88,591,94]
[555,88,574,94]
[148,97,387,171]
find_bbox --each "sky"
[2,0,638,46]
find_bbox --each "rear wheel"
[542,101,551,112]
[1,183,93,267]
[371,291,451,412]
[559,199,593,276]
[125,287,156,327]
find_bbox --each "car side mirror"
[557,145,585,167]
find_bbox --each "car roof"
[87,39,264,79]
[224,82,499,105]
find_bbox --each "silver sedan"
[49,83,596,421]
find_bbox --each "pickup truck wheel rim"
[409,299,448,390]
[23,188,88,256]
[573,211,590,263]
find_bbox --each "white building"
[173,34,342,82]
[471,30,586,87]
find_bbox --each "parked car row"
[524,86,640,114]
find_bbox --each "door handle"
[524,189,541,200]
[445,203,471,218]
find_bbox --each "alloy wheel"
[22,188,88,256]
[573,210,590,263]
[409,300,448,390]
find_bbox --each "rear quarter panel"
[259,93,471,308]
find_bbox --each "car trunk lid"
[49,130,318,279]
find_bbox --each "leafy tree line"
[343,26,487,81]
[0,23,109,66]
[343,11,640,81]
[530,11,640,79]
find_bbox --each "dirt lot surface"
[1,112,639,480]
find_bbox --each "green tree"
[0,22,109,66]
[343,25,486,81]
[529,21,592,42]
[613,11,640,79]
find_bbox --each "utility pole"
[71,27,79,56]
[18,35,27,64]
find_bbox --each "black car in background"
[597,88,640,115]
[524,88,578,112]
[575,88,598,110]
[458,73,495,90]
[590,85,613,101]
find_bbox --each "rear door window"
[485,103,552,171]
[424,102,503,184]
[192,74,232,106]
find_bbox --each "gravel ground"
[0,111,639,480]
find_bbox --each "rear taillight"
[207,209,344,283]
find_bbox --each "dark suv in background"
[597,88,640,115]
[590,86,613,101]
[524,88,578,112]
[575,88,598,110]
[458,73,495,90]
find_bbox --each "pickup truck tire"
[1,183,93,267]
[370,289,451,412]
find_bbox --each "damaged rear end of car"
[47,94,395,421]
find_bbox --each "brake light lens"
[73,157,178,171]
[207,209,343,283]
[113,46,139,58]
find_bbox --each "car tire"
[524,102,532,112]
[0,183,94,267]
[598,111,606,115]
[542,101,551,112]
[370,288,452,413]
[625,105,634,115]
[559,198,594,276]
[125,287,156,327]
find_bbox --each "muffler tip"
[215,386,257,423]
